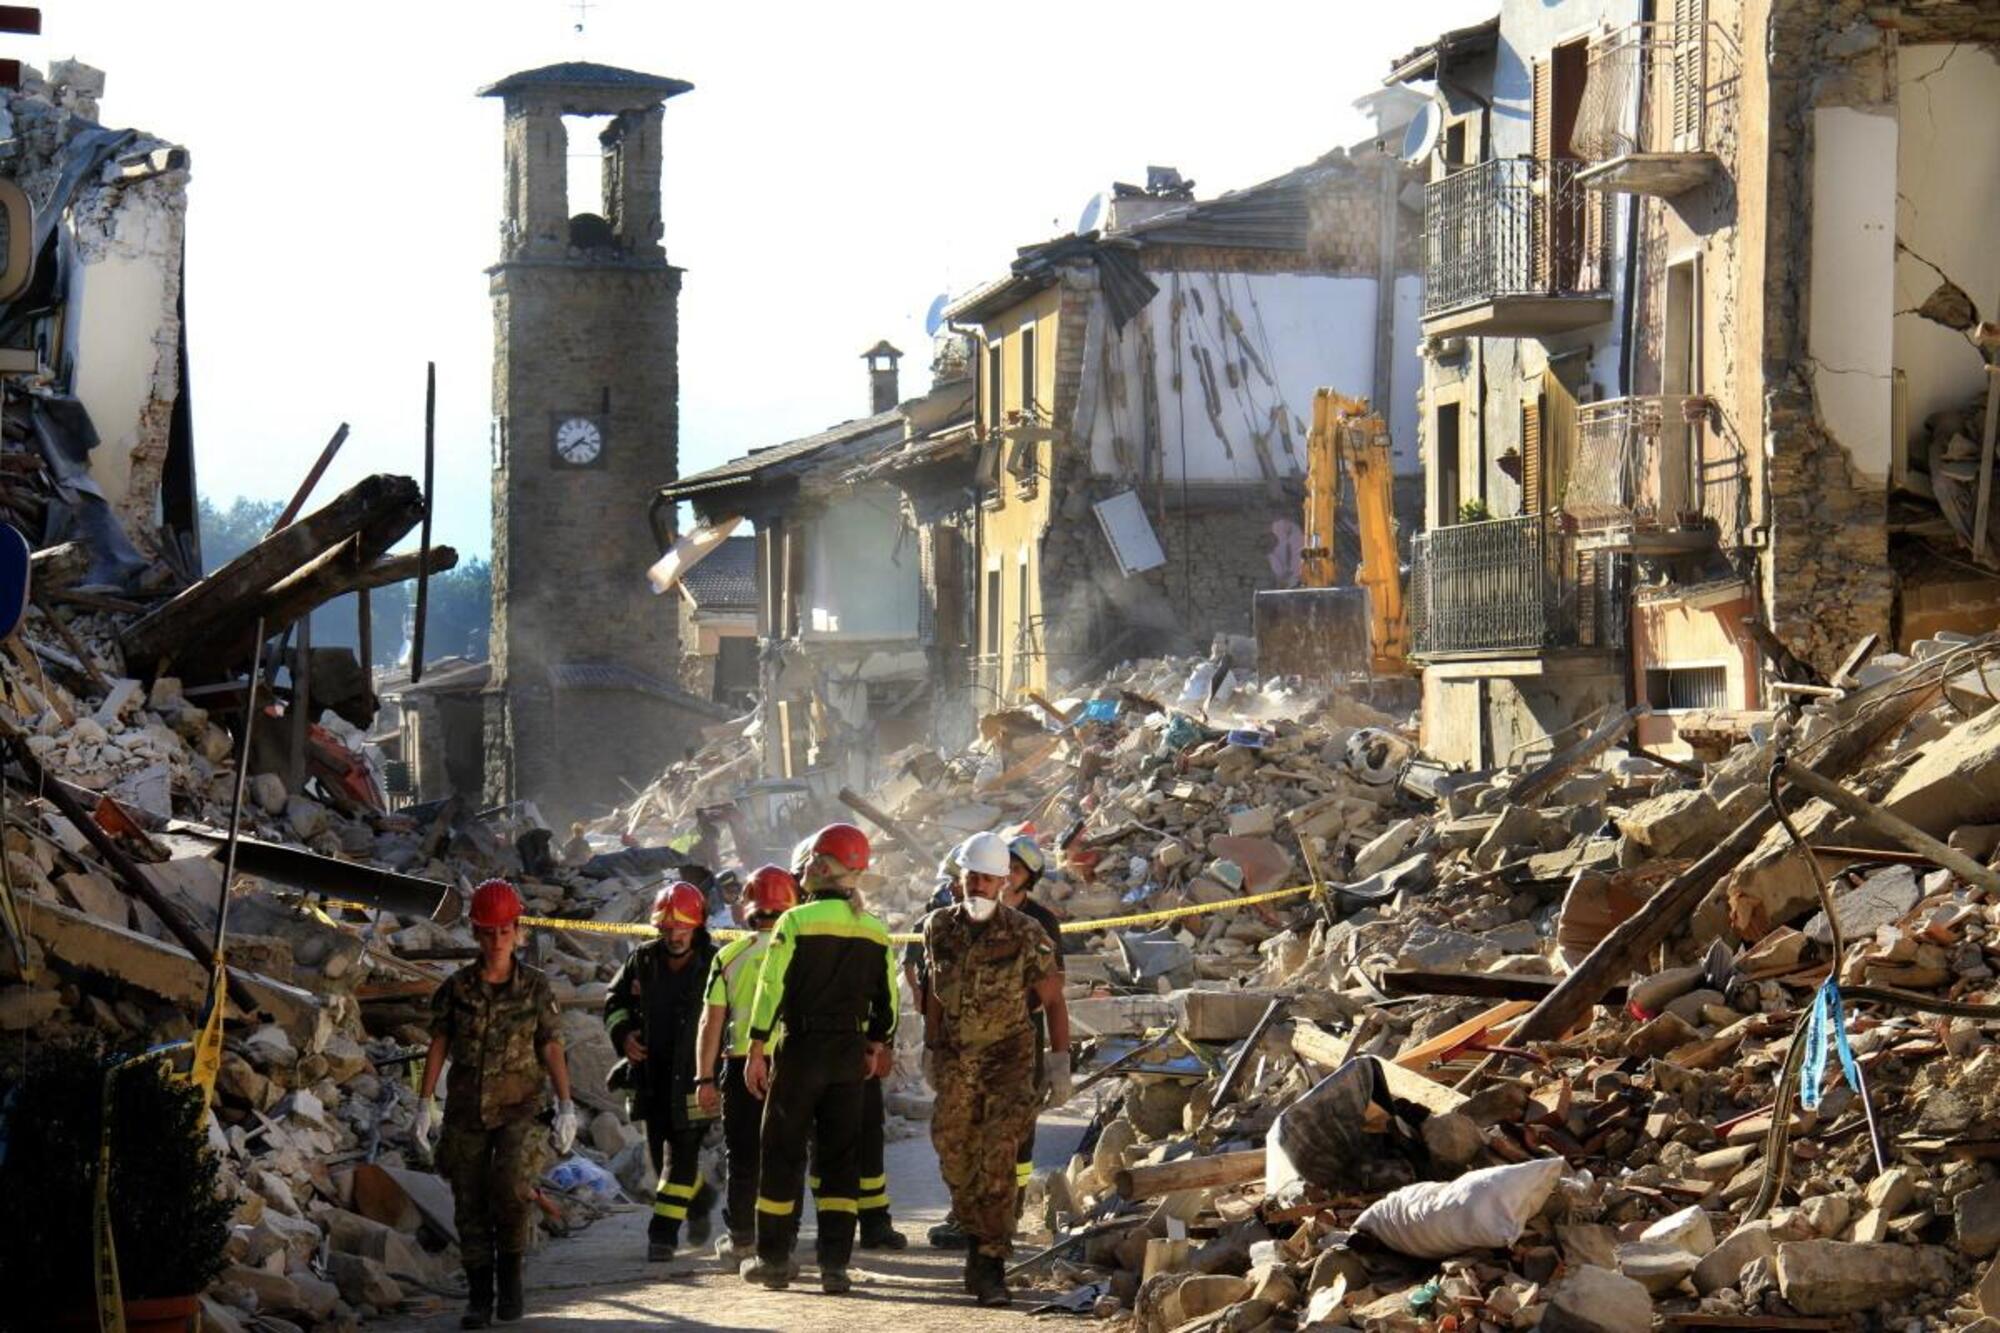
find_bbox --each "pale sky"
[25,0,1495,562]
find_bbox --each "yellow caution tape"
[304,878,1327,947]
[188,956,227,1112]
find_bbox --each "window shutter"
[1531,58,1554,290]
[1671,0,1705,151]
[1521,395,1544,517]
[1542,368,1580,515]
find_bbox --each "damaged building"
[651,344,973,790]
[0,59,197,588]
[1394,0,2000,768]
[941,132,1428,716]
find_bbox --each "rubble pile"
[988,633,2000,1332]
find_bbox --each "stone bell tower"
[480,62,697,819]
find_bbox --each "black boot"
[859,1214,909,1250]
[961,1250,980,1296]
[971,1252,1011,1308]
[928,1215,968,1249]
[460,1267,493,1329]
[495,1253,524,1322]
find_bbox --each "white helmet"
[957,831,1012,878]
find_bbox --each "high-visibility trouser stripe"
[655,1179,698,1198]
[807,1174,821,1191]
[1015,1161,1033,1185]
[653,1178,696,1219]
[858,1191,890,1210]
[652,1199,688,1220]
[756,1197,797,1216]
[816,1196,858,1214]
[858,1173,889,1209]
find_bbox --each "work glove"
[1043,1051,1074,1109]
[552,1099,579,1155]
[413,1096,437,1146]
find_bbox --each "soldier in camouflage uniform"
[417,880,576,1328]
[922,832,1070,1307]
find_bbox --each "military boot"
[961,1250,980,1295]
[819,1263,852,1295]
[459,1266,493,1329]
[971,1253,1011,1308]
[739,1254,798,1290]
[928,1214,968,1249]
[495,1253,525,1322]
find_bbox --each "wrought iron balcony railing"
[1573,15,1737,195]
[1422,158,1614,321]
[1567,395,1700,531]
[1409,515,1628,656]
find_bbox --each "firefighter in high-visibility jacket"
[738,823,897,1296]
[692,863,798,1266]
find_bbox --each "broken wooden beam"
[1779,759,2000,894]
[1504,704,1649,808]
[122,474,423,672]
[837,786,941,866]
[1115,1148,1265,1201]
[353,545,458,593]
[1378,968,1630,1007]
[1510,648,1961,1046]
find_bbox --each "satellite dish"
[1400,101,1442,165]
[1075,192,1105,236]
[923,293,950,338]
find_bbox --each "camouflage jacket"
[430,960,561,1130]
[923,902,1055,1052]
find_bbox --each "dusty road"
[378,1109,1090,1332]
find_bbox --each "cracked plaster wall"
[1758,0,1898,677]
[1893,42,2000,464]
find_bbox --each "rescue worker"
[693,863,798,1266]
[1003,832,1067,1214]
[416,879,575,1328]
[740,823,898,1295]
[922,832,1071,1306]
[604,880,719,1263]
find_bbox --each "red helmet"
[652,880,707,929]
[810,822,871,873]
[469,879,523,929]
[744,864,799,917]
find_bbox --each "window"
[1016,559,1031,663]
[1645,664,1729,711]
[984,567,1002,656]
[1435,403,1462,524]
[1019,326,1037,419]
[986,339,1003,433]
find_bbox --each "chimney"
[863,340,903,414]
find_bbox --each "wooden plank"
[271,423,350,531]
[1781,758,2000,894]
[1393,1001,1533,1071]
[1115,1148,1264,1201]
[1504,705,1648,807]
[1975,363,1999,559]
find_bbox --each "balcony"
[1565,396,1720,554]
[1409,515,1629,658]
[1572,16,1735,197]
[1422,158,1615,338]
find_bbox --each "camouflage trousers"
[439,1117,539,1266]
[930,1028,1039,1259]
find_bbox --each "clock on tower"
[552,414,605,466]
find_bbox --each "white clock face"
[555,416,603,465]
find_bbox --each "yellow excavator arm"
[1294,388,1407,674]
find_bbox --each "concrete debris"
[976,635,2000,1330]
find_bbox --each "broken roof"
[657,409,905,504]
[680,535,756,611]
[945,149,1390,328]
[547,662,738,717]
[1385,14,1500,84]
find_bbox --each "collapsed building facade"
[1396,0,2000,768]
[941,143,1428,718]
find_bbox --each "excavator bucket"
[1253,586,1373,681]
